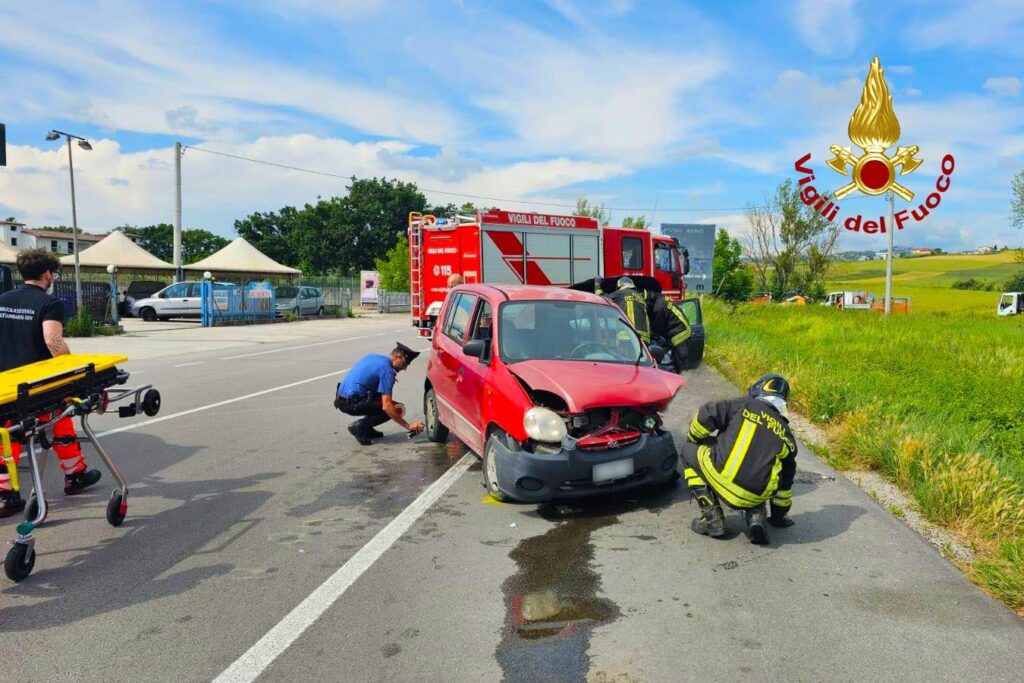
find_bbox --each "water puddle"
[496,515,621,682]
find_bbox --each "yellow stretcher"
[0,354,161,582]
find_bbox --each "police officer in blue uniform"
[335,343,425,445]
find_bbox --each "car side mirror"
[463,339,487,359]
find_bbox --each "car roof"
[453,283,608,305]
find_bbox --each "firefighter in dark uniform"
[681,374,797,545]
[602,276,692,370]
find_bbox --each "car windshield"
[276,286,299,298]
[499,300,650,365]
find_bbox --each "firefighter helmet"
[749,373,790,401]
[617,276,635,290]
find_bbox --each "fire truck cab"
[410,209,689,336]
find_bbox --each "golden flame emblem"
[826,56,922,200]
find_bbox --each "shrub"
[64,310,95,337]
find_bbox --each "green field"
[704,299,1024,612]
[827,252,1020,314]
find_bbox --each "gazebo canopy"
[184,237,301,275]
[59,231,174,270]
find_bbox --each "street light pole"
[47,129,92,315]
[66,136,83,313]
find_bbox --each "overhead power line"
[181,144,781,214]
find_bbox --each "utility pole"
[884,191,895,316]
[174,142,183,283]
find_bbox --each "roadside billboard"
[360,270,379,304]
[661,224,716,294]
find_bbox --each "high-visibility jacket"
[605,289,691,348]
[686,396,797,510]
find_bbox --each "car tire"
[140,307,157,322]
[423,388,449,443]
[482,433,510,502]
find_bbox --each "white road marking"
[96,369,349,438]
[174,361,204,368]
[220,336,369,360]
[213,454,473,683]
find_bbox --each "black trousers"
[334,393,390,433]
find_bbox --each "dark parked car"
[120,280,168,317]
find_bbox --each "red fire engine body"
[409,209,689,336]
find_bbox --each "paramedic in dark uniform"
[681,374,797,545]
[335,343,425,445]
[0,249,103,517]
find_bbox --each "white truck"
[822,291,875,310]
[998,292,1023,316]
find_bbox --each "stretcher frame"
[0,356,161,582]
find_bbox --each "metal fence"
[377,290,411,313]
[11,277,112,322]
[200,282,276,326]
[298,276,358,314]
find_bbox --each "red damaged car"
[423,284,685,502]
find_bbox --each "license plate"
[593,458,634,483]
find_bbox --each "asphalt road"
[1,315,1022,683]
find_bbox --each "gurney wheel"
[106,492,127,527]
[142,389,162,417]
[4,543,35,582]
[24,495,44,525]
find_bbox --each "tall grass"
[705,300,1024,612]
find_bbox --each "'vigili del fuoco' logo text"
[794,56,955,235]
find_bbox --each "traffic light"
[0,123,6,166]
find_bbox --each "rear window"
[443,293,476,343]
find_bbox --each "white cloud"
[912,0,1024,52]
[906,88,922,97]
[0,136,628,234]
[984,77,1022,97]
[791,0,861,55]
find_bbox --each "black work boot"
[366,428,385,439]
[689,486,726,538]
[0,490,26,518]
[64,469,102,495]
[745,503,770,545]
[347,422,373,446]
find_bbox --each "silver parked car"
[275,286,326,316]
[131,281,235,321]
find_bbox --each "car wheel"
[482,433,510,502]
[423,388,449,443]
[140,307,157,322]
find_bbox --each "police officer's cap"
[393,342,421,363]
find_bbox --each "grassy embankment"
[828,251,1019,314]
[704,257,1024,612]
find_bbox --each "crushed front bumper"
[489,431,679,503]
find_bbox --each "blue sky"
[1,0,1022,252]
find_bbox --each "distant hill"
[827,251,1022,313]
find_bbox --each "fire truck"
[409,209,690,336]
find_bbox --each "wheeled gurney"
[0,354,161,582]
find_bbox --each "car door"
[455,298,494,454]
[678,297,704,369]
[433,292,478,446]
[158,283,190,317]
[183,282,205,317]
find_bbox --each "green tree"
[712,229,754,303]
[375,235,410,290]
[37,225,75,233]
[621,216,649,229]
[234,177,432,276]
[576,197,611,227]
[119,224,229,263]
[744,179,840,298]
[1011,169,1024,230]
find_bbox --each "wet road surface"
[1,316,1023,682]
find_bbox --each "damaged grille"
[569,407,660,450]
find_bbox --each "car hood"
[507,360,684,413]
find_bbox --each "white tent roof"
[0,243,20,264]
[184,237,301,275]
[59,231,174,270]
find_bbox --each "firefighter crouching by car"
[680,374,797,545]
[602,277,692,370]
[335,343,425,445]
